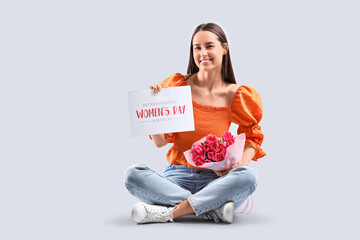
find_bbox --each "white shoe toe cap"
[131,203,147,223]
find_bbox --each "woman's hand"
[213,163,242,177]
[149,83,163,93]
[213,169,227,177]
[212,144,256,176]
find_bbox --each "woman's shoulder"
[230,84,263,112]
[228,84,260,98]
[227,83,241,94]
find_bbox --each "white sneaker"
[200,202,235,223]
[131,202,176,224]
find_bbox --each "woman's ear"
[223,43,228,55]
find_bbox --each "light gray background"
[1,0,359,239]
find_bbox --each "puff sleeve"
[148,73,187,143]
[230,85,266,161]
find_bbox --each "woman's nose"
[201,49,208,57]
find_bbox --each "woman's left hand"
[213,163,243,177]
[213,169,229,177]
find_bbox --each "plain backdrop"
[1,0,359,239]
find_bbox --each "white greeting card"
[127,86,195,137]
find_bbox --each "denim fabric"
[124,163,258,216]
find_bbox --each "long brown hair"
[186,23,236,84]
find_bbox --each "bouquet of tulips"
[183,132,246,171]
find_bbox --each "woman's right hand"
[149,83,163,93]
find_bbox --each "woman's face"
[192,31,227,72]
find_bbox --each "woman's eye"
[194,46,213,50]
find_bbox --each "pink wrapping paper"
[183,133,246,171]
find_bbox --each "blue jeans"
[124,163,258,216]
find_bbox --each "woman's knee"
[124,164,148,186]
[231,166,258,187]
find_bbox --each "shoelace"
[143,205,178,223]
[202,211,221,223]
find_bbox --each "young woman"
[124,23,266,224]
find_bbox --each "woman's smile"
[200,58,212,64]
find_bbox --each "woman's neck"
[195,70,225,92]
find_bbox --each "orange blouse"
[150,73,266,169]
